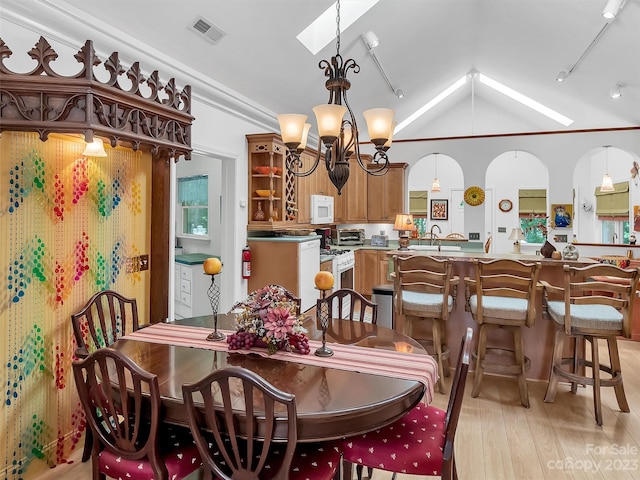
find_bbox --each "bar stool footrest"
[474,347,531,376]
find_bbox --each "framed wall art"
[431,199,448,220]
[551,204,573,228]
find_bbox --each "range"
[320,248,355,318]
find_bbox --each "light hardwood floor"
[30,338,640,480]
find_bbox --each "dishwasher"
[371,284,394,329]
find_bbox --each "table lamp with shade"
[509,228,525,254]
[394,214,416,250]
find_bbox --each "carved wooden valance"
[0,36,193,160]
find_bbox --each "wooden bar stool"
[465,258,541,407]
[394,255,458,394]
[541,264,640,426]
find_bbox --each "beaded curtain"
[0,132,151,479]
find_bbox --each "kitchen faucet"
[430,224,442,245]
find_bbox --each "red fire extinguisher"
[242,245,251,279]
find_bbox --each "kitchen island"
[387,250,600,381]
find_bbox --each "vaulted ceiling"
[2,0,638,142]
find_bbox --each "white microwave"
[310,194,334,225]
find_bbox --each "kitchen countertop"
[175,253,220,265]
[248,235,321,243]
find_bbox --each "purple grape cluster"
[288,334,310,355]
[227,331,257,350]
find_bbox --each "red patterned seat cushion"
[98,425,201,480]
[343,404,446,476]
[206,436,342,479]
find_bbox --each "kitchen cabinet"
[320,260,332,272]
[247,237,320,312]
[367,162,408,223]
[247,133,297,230]
[355,249,393,297]
[174,261,214,319]
[340,154,370,223]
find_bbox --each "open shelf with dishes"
[247,133,296,229]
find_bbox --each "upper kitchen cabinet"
[247,133,297,230]
[367,162,408,223]
[340,154,370,223]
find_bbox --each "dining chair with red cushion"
[71,289,140,462]
[342,327,473,480]
[72,347,202,480]
[182,366,342,480]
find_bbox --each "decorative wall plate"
[464,186,485,206]
[499,199,513,212]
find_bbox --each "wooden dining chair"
[182,366,342,480]
[542,263,640,425]
[394,255,459,394]
[72,347,201,480]
[342,327,473,480]
[71,289,139,358]
[323,287,378,323]
[445,232,465,240]
[71,289,140,461]
[465,258,541,407]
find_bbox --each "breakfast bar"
[388,250,600,380]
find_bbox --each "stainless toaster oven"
[332,228,365,246]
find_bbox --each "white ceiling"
[1,0,639,142]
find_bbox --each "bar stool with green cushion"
[394,255,458,394]
[465,258,541,407]
[541,263,639,426]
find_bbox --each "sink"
[408,245,462,251]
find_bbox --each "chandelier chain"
[336,0,341,56]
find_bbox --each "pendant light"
[431,153,441,192]
[601,145,615,192]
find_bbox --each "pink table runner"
[122,323,438,405]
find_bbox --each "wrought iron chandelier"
[278,0,396,195]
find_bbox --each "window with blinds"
[595,181,629,218]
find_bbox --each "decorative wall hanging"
[430,199,448,220]
[551,204,573,228]
[464,186,485,206]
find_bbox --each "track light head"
[602,0,624,19]
[395,89,404,99]
[556,71,567,82]
[363,31,379,49]
[610,82,624,99]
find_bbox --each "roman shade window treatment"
[595,181,629,218]
[518,189,547,216]
[409,191,428,215]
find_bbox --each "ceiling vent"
[189,16,226,45]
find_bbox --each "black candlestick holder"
[205,273,225,341]
[315,289,333,357]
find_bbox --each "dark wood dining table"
[112,313,432,442]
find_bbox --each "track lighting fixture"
[556,71,567,82]
[610,82,623,99]
[602,0,624,19]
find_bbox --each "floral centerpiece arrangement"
[227,284,310,355]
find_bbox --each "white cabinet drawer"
[180,268,191,281]
[180,278,191,294]
[180,291,192,307]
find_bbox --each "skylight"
[297,0,379,55]
[478,74,574,127]
[395,71,574,135]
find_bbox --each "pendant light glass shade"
[83,138,107,157]
[431,153,441,192]
[362,108,395,145]
[601,145,615,192]
[277,114,307,147]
